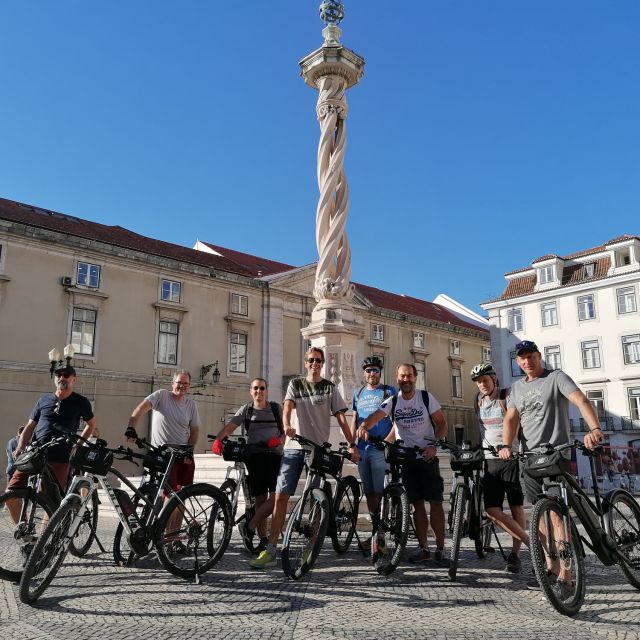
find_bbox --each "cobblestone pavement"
[1,519,639,640]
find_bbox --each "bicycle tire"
[156,483,232,578]
[449,484,469,581]
[0,489,55,582]
[238,508,259,554]
[68,485,99,557]
[605,491,640,589]
[372,485,410,577]
[113,485,155,567]
[19,495,80,604]
[330,476,360,554]
[281,488,330,580]
[530,497,585,617]
[470,484,486,559]
[219,479,238,520]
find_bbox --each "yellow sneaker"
[249,550,276,569]
[301,547,312,566]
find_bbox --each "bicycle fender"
[62,493,82,507]
[384,484,406,499]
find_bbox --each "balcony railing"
[570,416,614,432]
[621,416,640,432]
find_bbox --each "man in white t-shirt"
[359,363,449,566]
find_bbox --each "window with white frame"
[617,286,637,314]
[582,263,595,278]
[581,340,601,369]
[413,331,425,349]
[231,293,248,316]
[539,265,555,284]
[229,332,247,373]
[507,308,523,332]
[451,367,462,398]
[161,279,181,303]
[415,362,425,390]
[450,340,461,356]
[510,351,524,378]
[158,321,179,365]
[71,308,97,355]
[615,247,632,267]
[76,262,101,288]
[586,389,606,420]
[372,323,385,342]
[544,345,562,370]
[629,387,640,420]
[577,294,596,321]
[622,334,640,365]
[540,301,558,327]
[482,346,491,362]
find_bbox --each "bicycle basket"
[14,447,47,474]
[69,445,113,475]
[450,448,485,472]
[524,451,566,478]
[310,448,343,477]
[384,444,418,466]
[222,440,247,462]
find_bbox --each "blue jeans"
[357,445,388,494]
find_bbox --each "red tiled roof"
[198,241,295,277]
[531,254,559,264]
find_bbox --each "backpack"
[390,389,438,432]
[355,384,393,404]
[243,401,284,434]
[473,388,509,418]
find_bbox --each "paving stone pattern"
[1,520,639,640]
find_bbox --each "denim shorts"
[275,449,306,495]
[357,445,388,494]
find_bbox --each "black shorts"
[402,458,444,503]
[245,452,282,497]
[482,458,524,509]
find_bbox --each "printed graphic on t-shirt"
[517,387,545,431]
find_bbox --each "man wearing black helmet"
[351,356,397,550]
[471,362,528,573]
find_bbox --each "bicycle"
[280,435,360,580]
[0,435,100,582]
[525,440,640,616]
[19,434,233,604]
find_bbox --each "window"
[451,368,462,398]
[413,331,425,349]
[577,294,596,321]
[231,293,248,316]
[617,287,637,314]
[582,263,595,278]
[161,279,181,303]
[76,262,101,288]
[372,323,385,342]
[450,340,460,356]
[230,332,247,373]
[507,308,523,332]
[544,345,562,370]
[629,388,640,420]
[540,301,558,327]
[581,340,601,369]
[586,390,606,420]
[616,248,631,267]
[539,265,555,284]
[158,321,178,365]
[71,308,97,355]
[415,362,425,390]
[482,346,491,362]
[510,351,524,378]
[622,334,640,365]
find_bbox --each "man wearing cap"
[7,364,97,519]
[498,340,603,502]
[350,356,396,550]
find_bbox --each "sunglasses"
[306,358,324,364]
[174,381,190,387]
[55,373,71,379]
[365,368,381,374]
[252,386,266,391]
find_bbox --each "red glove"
[211,439,224,456]
[267,436,281,449]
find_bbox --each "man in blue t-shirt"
[350,356,396,549]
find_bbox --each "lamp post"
[200,361,220,385]
[48,344,75,377]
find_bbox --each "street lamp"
[200,361,220,384]
[48,343,75,377]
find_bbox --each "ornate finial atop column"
[319,1,344,45]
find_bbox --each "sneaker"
[255,537,268,555]
[301,548,312,566]
[358,537,372,552]
[505,552,522,574]
[552,579,574,601]
[249,550,276,569]
[433,548,451,568]
[238,519,255,549]
[408,546,431,563]
[169,540,187,554]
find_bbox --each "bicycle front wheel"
[530,497,585,617]
[606,491,640,589]
[372,485,409,577]
[449,484,469,580]
[470,484,486,559]
[68,484,99,557]
[331,476,360,554]
[19,496,80,604]
[113,486,155,567]
[156,484,232,578]
[0,489,55,582]
[281,488,330,580]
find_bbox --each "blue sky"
[1,1,638,313]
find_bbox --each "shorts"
[246,452,282,496]
[275,449,306,496]
[402,458,444,503]
[482,458,524,509]
[521,457,570,504]
[7,462,70,493]
[167,458,195,493]
[357,445,388,495]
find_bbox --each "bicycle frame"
[223,461,254,521]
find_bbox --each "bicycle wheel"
[113,486,154,567]
[219,479,238,520]
[331,476,360,554]
[19,496,80,604]
[156,484,232,578]
[0,489,55,582]
[68,484,99,557]
[606,491,640,589]
[470,485,486,559]
[281,488,330,580]
[372,485,410,577]
[449,484,469,581]
[530,497,585,617]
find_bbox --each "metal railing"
[621,416,640,431]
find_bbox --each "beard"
[56,380,69,391]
